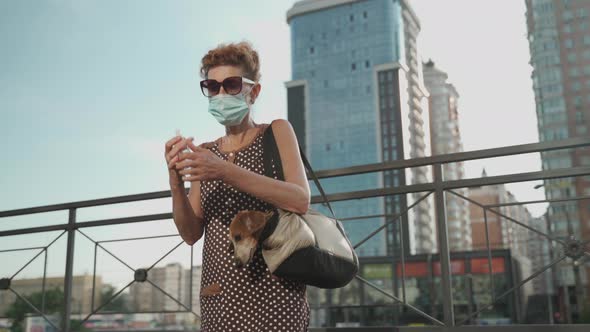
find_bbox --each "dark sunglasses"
[200,76,255,97]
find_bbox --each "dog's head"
[228,210,274,268]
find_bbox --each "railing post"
[63,208,76,332]
[433,164,454,326]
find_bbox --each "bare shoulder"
[269,119,296,139]
[269,119,301,163]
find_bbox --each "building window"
[351,63,356,71]
[572,82,581,91]
[309,47,314,54]
[567,53,577,63]
[564,24,572,33]
[543,40,557,50]
[324,80,328,88]
[580,21,589,30]
[564,39,574,48]
[569,67,580,77]
[325,144,331,151]
[350,14,354,22]
[584,35,590,45]
[365,60,370,68]
[363,11,367,19]
[322,32,327,40]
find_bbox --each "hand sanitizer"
[175,129,192,178]
[175,129,191,153]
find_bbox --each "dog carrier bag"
[260,123,359,289]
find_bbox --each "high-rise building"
[423,60,471,252]
[129,264,201,315]
[525,0,590,308]
[286,0,435,326]
[286,0,434,260]
[468,176,534,258]
[183,266,202,317]
[528,216,554,296]
[468,177,535,317]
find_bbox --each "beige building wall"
[423,60,471,252]
[0,275,102,315]
[468,180,535,302]
[400,0,436,256]
[129,264,201,316]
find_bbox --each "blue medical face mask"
[207,89,252,126]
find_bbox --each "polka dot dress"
[199,124,310,332]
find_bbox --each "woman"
[163,41,311,331]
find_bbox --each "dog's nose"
[234,258,243,268]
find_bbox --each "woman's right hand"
[164,135,194,188]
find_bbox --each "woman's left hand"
[176,142,228,182]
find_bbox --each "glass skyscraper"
[286,0,435,260]
[286,2,436,324]
[525,0,590,321]
[526,0,590,246]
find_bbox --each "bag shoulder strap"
[262,121,337,219]
[262,123,285,181]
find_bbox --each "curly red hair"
[200,41,261,82]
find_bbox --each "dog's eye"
[234,235,241,242]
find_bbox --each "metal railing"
[1,137,590,331]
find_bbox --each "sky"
[0,0,548,289]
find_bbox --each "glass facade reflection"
[306,250,518,327]
[286,0,438,327]
[287,0,408,258]
[286,0,434,258]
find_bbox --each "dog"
[228,209,316,273]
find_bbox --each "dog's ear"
[245,215,266,233]
[263,210,275,220]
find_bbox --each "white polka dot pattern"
[199,125,310,331]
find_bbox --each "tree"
[98,285,129,313]
[5,288,89,332]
